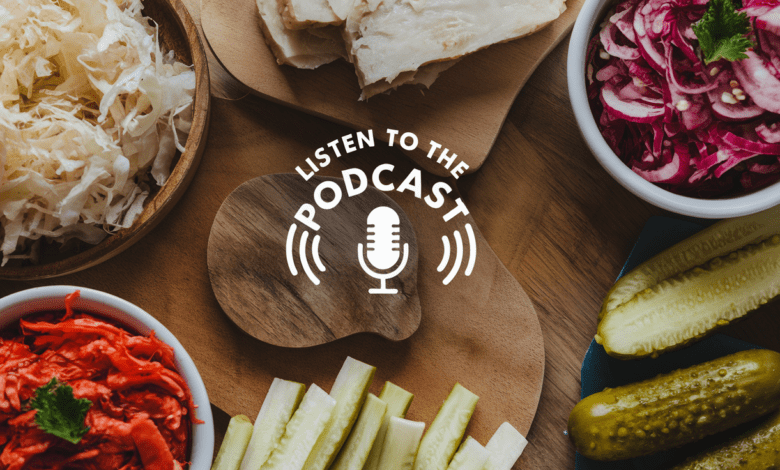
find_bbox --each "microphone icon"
[358,206,410,294]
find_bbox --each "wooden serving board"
[208,174,422,347]
[0,97,545,465]
[199,0,585,177]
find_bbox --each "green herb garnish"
[30,378,92,444]
[693,0,755,64]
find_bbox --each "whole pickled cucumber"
[568,350,780,461]
[671,407,780,469]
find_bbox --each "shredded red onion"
[589,0,780,197]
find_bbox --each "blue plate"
[575,216,762,470]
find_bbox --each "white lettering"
[342,168,368,197]
[294,203,320,230]
[326,139,342,158]
[424,181,452,209]
[399,132,418,151]
[357,130,374,149]
[372,164,395,191]
[314,147,330,167]
[443,198,469,222]
[451,161,469,179]
[436,148,457,169]
[396,169,422,199]
[342,134,357,154]
[314,181,342,210]
[386,129,399,147]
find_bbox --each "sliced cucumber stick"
[260,384,336,470]
[484,422,527,470]
[240,379,306,470]
[413,383,479,470]
[376,417,425,470]
[212,415,254,470]
[331,393,387,470]
[364,382,414,470]
[303,356,376,470]
[446,437,489,470]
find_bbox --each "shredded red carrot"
[0,291,198,469]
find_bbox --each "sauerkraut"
[0,0,196,266]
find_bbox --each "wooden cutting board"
[199,0,585,177]
[0,97,546,463]
[208,174,422,347]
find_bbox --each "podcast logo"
[284,129,477,294]
[358,207,410,294]
[438,223,476,286]
[285,221,325,286]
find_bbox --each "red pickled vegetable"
[756,5,780,34]
[131,417,175,470]
[588,0,780,197]
[0,291,199,469]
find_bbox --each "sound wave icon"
[286,223,326,285]
[437,223,477,285]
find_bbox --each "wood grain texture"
[208,174,422,347]
[0,0,211,280]
[0,96,545,467]
[199,0,585,177]
[12,0,780,468]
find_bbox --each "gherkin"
[568,350,780,461]
[597,235,780,359]
[671,408,780,469]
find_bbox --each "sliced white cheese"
[256,0,346,69]
[280,0,341,29]
[343,0,566,87]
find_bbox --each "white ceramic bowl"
[0,286,214,469]
[567,0,780,219]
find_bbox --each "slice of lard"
[280,0,341,29]
[344,0,566,90]
[256,0,347,69]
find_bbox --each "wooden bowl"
[0,0,210,280]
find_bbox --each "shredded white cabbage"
[0,0,196,265]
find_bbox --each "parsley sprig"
[30,378,92,444]
[693,0,755,64]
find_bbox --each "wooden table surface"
[5,0,780,469]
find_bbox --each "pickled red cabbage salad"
[0,0,195,266]
[587,0,780,197]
